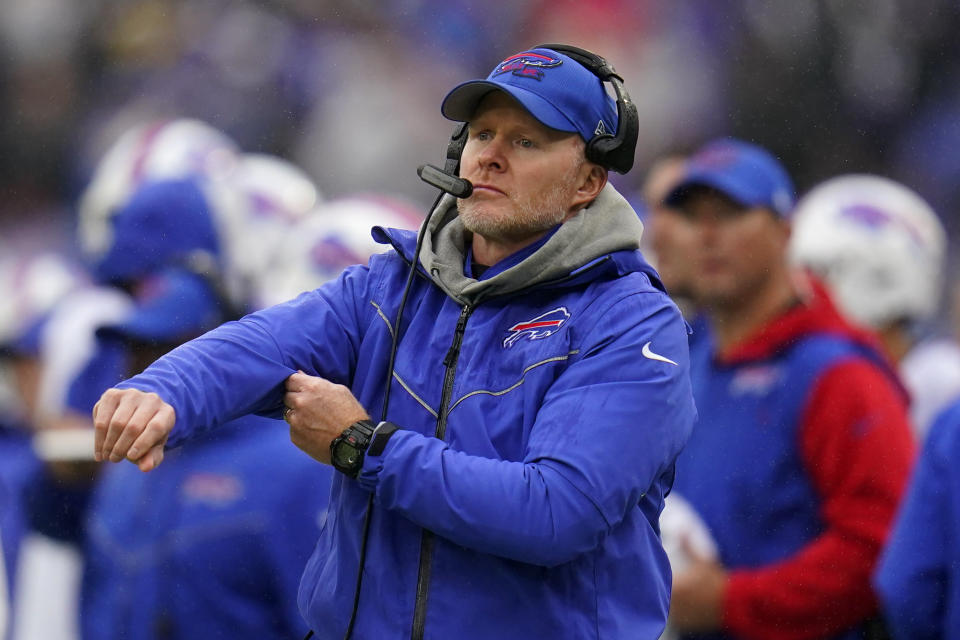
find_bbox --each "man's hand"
[283,371,369,465]
[668,543,728,632]
[92,388,175,472]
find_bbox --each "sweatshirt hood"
[411,183,645,305]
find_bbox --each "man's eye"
[475,131,491,141]
[518,138,533,148]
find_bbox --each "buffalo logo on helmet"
[503,307,570,348]
[839,204,926,249]
[492,51,562,81]
[840,203,893,229]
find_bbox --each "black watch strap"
[348,419,377,439]
[368,421,399,456]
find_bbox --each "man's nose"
[476,138,506,171]
[688,210,722,245]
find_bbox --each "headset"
[324,44,639,640]
[536,43,639,174]
[418,43,640,195]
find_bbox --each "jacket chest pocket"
[443,334,576,461]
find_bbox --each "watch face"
[332,440,359,468]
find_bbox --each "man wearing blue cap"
[663,139,914,639]
[89,46,696,639]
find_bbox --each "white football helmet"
[253,195,423,309]
[0,251,89,424]
[789,175,946,329]
[0,251,85,348]
[77,118,240,264]
[208,153,323,310]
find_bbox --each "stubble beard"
[457,159,583,244]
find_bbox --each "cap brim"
[96,271,220,344]
[441,80,579,134]
[665,170,758,210]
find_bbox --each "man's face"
[643,157,698,298]
[681,188,789,309]
[456,92,592,244]
[649,208,698,299]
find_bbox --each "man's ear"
[572,163,608,210]
[779,217,792,243]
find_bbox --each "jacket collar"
[373,183,662,304]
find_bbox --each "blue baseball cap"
[441,47,618,144]
[96,268,223,344]
[665,138,796,217]
[93,177,221,284]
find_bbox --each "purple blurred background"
[2,0,959,313]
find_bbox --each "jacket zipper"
[410,303,473,640]
[406,254,610,638]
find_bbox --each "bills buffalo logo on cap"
[503,307,570,348]
[690,146,740,169]
[493,51,563,81]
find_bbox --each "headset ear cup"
[585,135,615,167]
[535,42,639,174]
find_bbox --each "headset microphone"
[417,164,473,199]
[339,143,471,640]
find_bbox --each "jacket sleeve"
[874,408,958,640]
[116,264,373,446]
[357,293,696,566]
[721,359,916,640]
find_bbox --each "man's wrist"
[368,421,399,456]
[329,420,399,478]
[329,420,375,478]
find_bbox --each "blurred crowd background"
[1,2,960,638]
[3,0,960,319]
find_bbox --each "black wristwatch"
[330,420,399,478]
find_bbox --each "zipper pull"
[443,305,472,367]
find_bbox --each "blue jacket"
[118,186,697,639]
[875,397,960,639]
[82,415,331,640]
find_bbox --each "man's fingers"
[92,393,121,461]
[92,400,104,461]
[284,390,299,411]
[127,405,175,463]
[92,389,174,469]
[108,400,160,462]
[100,396,141,462]
[135,443,165,473]
[285,371,310,392]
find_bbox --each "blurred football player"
[790,174,958,440]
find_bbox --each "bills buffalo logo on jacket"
[492,51,562,80]
[181,472,244,505]
[503,307,570,348]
